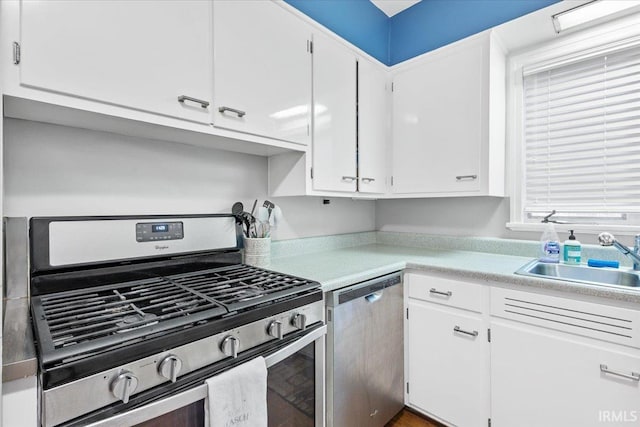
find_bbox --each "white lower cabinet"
[491,320,640,427]
[406,273,490,427]
[490,287,640,427]
[406,275,640,427]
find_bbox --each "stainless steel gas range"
[27,214,325,427]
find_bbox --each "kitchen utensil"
[232,202,244,225]
[249,199,258,237]
[256,206,269,222]
[263,200,275,220]
[240,212,253,237]
[270,205,282,226]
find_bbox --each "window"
[508,22,640,233]
[523,45,640,220]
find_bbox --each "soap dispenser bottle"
[539,222,560,263]
[563,230,581,265]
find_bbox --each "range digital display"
[152,224,169,233]
[136,221,183,242]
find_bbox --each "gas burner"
[32,264,318,364]
[115,313,158,333]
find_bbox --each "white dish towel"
[205,356,268,427]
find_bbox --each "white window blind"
[523,44,640,218]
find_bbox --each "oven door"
[82,325,326,427]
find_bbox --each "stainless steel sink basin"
[515,260,640,289]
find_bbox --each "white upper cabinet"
[212,1,312,145]
[311,31,358,193]
[391,31,505,197]
[268,45,389,198]
[18,0,212,123]
[358,57,388,194]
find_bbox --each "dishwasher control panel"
[329,272,402,306]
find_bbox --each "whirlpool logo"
[154,245,170,251]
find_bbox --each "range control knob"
[267,320,283,340]
[220,336,240,358]
[110,371,138,404]
[291,313,307,331]
[158,355,183,383]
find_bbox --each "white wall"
[3,119,375,240]
[376,197,539,240]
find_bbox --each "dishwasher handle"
[365,291,383,303]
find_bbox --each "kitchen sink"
[515,260,640,289]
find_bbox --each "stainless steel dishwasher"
[326,272,404,427]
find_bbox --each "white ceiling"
[370,0,422,17]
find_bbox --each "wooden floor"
[385,408,444,427]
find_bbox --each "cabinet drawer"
[492,287,640,349]
[408,274,483,313]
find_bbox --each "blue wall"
[286,0,561,66]
[390,0,560,64]
[284,0,390,64]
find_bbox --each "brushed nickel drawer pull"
[341,176,357,182]
[456,175,478,181]
[429,288,452,297]
[177,95,209,108]
[454,326,478,337]
[218,106,246,118]
[600,364,640,381]
[361,177,376,183]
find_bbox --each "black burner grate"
[31,264,318,365]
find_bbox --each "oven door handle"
[85,325,327,427]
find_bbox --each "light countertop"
[270,243,640,305]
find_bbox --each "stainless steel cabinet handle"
[342,176,357,182]
[600,364,640,381]
[429,288,452,297]
[361,177,376,183]
[454,326,479,337]
[456,175,478,181]
[177,95,209,108]
[218,106,246,118]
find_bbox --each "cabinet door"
[408,300,489,427]
[19,1,211,123]
[212,1,311,145]
[392,40,485,194]
[492,321,640,427]
[358,58,388,194]
[312,32,357,192]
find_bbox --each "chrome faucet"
[598,232,640,271]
